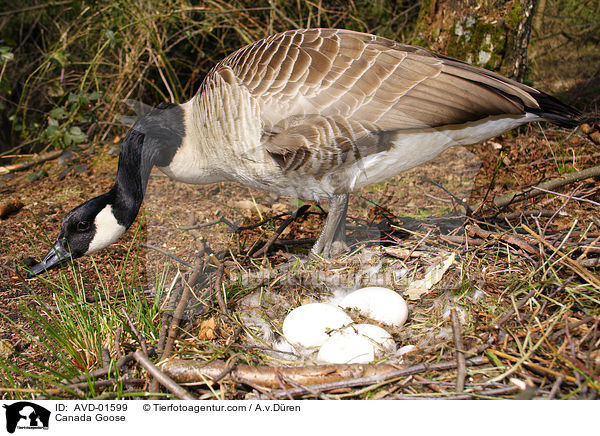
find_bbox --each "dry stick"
[488,349,578,384]
[274,370,295,400]
[157,273,184,352]
[490,165,600,209]
[66,353,134,385]
[180,216,232,231]
[268,357,488,399]
[67,379,117,391]
[450,309,466,393]
[0,149,63,175]
[252,204,311,257]
[280,374,331,400]
[393,385,521,400]
[499,209,565,220]
[122,308,149,356]
[467,224,538,255]
[213,263,227,315]
[495,286,540,327]
[522,224,600,290]
[211,355,241,384]
[547,376,564,399]
[161,257,205,360]
[141,243,194,268]
[133,350,196,400]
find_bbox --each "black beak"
[28,240,72,277]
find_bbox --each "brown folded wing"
[202,28,540,175]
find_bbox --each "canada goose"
[29,28,580,275]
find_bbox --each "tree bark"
[413,0,537,80]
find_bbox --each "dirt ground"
[1,110,599,398]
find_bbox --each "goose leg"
[311,193,349,258]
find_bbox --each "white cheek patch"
[86,205,126,255]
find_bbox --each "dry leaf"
[405,252,456,300]
[198,317,217,340]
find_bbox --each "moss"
[445,18,506,70]
[507,1,523,29]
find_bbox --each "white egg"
[282,303,353,349]
[353,324,396,354]
[340,286,408,327]
[317,324,396,364]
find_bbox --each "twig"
[141,243,194,268]
[549,316,597,341]
[252,205,310,257]
[533,185,600,208]
[211,356,240,384]
[122,308,148,355]
[161,257,205,360]
[269,357,488,399]
[522,224,600,289]
[392,385,520,399]
[498,209,566,220]
[280,374,331,400]
[495,286,541,327]
[274,370,295,400]
[488,349,578,384]
[491,165,600,209]
[213,263,227,315]
[547,376,564,399]
[450,309,466,393]
[66,379,117,391]
[467,224,537,255]
[157,271,183,352]
[133,350,196,400]
[0,149,64,175]
[65,353,134,384]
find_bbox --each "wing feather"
[199,28,555,176]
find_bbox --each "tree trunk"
[413,0,537,81]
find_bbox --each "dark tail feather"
[527,90,581,128]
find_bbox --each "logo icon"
[3,402,50,433]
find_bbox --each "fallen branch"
[0,149,63,175]
[161,357,488,395]
[491,165,600,209]
[467,224,537,255]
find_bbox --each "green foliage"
[0,229,166,400]
[0,0,419,154]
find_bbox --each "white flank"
[86,205,126,255]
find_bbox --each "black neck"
[108,129,148,229]
[107,104,185,230]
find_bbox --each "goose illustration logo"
[2,402,50,433]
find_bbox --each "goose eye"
[77,221,91,232]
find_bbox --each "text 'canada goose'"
[29,28,580,275]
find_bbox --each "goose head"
[30,103,184,276]
[30,193,126,274]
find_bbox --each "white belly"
[343,114,535,192]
